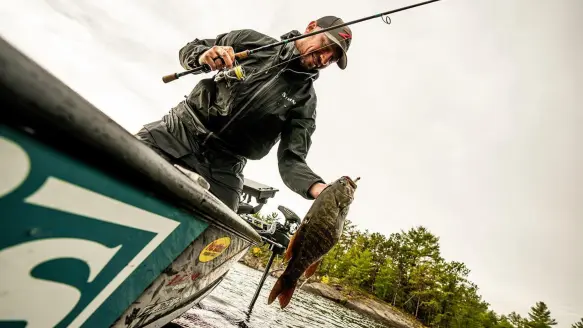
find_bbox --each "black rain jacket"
[165,29,325,199]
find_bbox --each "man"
[135,16,353,212]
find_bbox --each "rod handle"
[235,50,250,60]
[162,73,178,83]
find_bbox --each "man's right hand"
[198,45,235,71]
[308,182,328,199]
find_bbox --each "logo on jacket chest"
[281,92,296,106]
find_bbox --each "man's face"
[297,23,343,70]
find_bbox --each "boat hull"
[0,36,261,328]
[0,124,254,328]
[113,224,252,328]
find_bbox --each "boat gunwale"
[0,36,261,244]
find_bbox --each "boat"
[0,35,292,327]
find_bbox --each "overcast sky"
[1,0,581,325]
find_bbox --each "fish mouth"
[343,176,359,189]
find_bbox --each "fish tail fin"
[277,282,297,309]
[267,275,297,309]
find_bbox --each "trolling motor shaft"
[161,0,443,84]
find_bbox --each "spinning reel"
[213,64,246,87]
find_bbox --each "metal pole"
[247,246,278,313]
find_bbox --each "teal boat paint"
[0,125,210,328]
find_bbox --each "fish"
[267,176,359,309]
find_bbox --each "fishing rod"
[161,0,443,84]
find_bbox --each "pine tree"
[400,226,442,320]
[345,248,373,287]
[433,261,471,327]
[509,312,527,328]
[571,318,583,328]
[373,257,398,300]
[333,243,360,278]
[526,302,557,328]
[497,315,516,328]
[368,232,389,289]
[319,243,343,276]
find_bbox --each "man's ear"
[305,20,318,33]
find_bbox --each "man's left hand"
[309,182,328,199]
[198,45,235,71]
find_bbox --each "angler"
[136,16,352,211]
[136,0,442,211]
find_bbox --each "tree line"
[248,213,581,328]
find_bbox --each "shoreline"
[238,253,425,328]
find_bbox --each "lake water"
[170,263,391,328]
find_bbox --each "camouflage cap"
[316,16,353,69]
